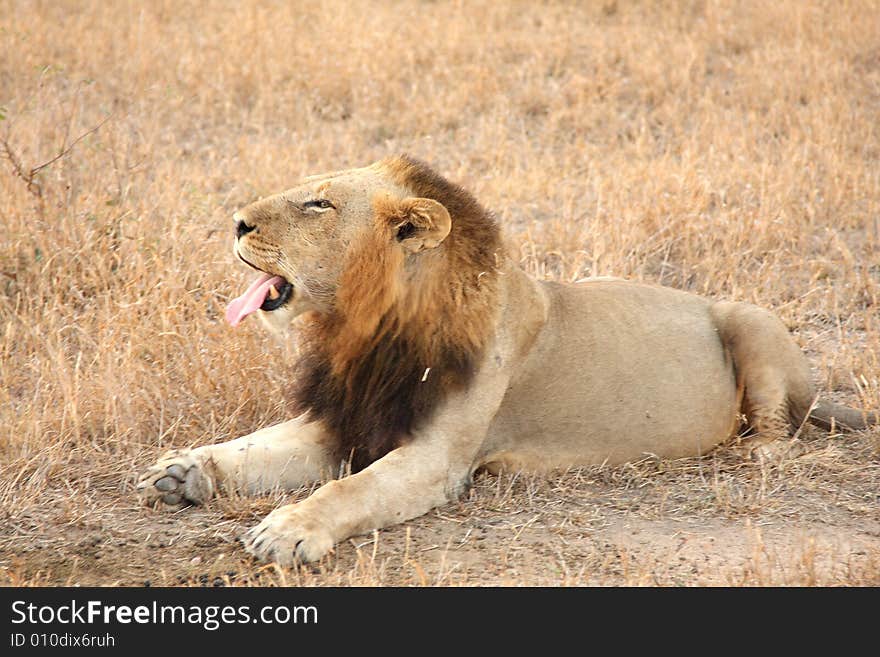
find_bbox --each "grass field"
[1,0,879,586]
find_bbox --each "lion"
[137,155,878,565]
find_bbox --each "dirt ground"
[3,418,878,586]
[2,1,880,586]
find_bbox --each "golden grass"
[1,0,879,586]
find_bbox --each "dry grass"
[1,0,879,586]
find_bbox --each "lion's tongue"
[225,273,285,327]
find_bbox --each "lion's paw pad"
[136,449,215,508]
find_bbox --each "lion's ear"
[380,196,451,254]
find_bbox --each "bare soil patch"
[3,427,878,586]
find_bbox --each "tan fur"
[329,219,404,375]
[137,156,877,566]
[324,190,495,382]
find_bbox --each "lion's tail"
[808,400,880,432]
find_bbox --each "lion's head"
[227,155,503,470]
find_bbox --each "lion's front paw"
[243,505,335,566]
[136,449,215,508]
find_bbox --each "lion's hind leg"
[736,366,808,460]
[710,301,815,460]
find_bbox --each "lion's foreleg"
[243,373,511,565]
[137,415,334,506]
[243,432,476,564]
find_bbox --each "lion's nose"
[233,212,256,238]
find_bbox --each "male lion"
[137,155,877,565]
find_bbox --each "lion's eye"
[303,199,335,211]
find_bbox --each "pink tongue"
[225,273,286,327]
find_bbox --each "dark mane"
[289,155,502,472]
